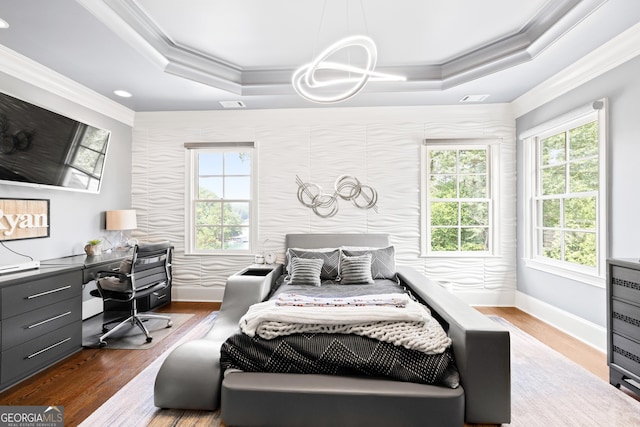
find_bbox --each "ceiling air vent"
[219,100,246,109]
[459,94,490,103]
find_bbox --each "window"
[185,142,256,254]
[420,139,499,256]
[522,100,607,286]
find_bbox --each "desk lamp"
[106,209,137,250]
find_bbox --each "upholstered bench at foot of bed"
[221,372,465,427]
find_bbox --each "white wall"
[516,54,640,329]
[133,105,516,303]
[0,70,133,263]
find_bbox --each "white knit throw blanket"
[239,293,452,355]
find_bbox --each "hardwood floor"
[0,301,220,427]
[474,306,608,381]
[0,303,619,426]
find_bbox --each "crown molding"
[512,20,640,117]
[80,0,603,96]
[0,44,134,126]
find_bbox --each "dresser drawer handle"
[154,293,167,300]
[27,311,72,329]
[25,337,71,360]
[26,285,72,300]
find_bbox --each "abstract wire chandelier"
[292,2,405,104]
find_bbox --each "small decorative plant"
[84,239,102,256]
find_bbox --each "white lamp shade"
[106,210,137,231]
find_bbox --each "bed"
[154,234,510,427]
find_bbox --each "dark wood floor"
[0,303,617,426]
[0,301,220,427]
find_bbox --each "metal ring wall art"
[296,175,378,218]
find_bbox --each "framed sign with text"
[0,198,50,241]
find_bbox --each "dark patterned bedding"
[219,278,458,387]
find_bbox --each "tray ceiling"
[0,0,639,111]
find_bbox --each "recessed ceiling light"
[0,18,9,29]
[219,100,246,109]
[460,94,490,103]
[113,89,132,98]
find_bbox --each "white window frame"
[420,138,501,257]
[184,141,257,256]
[521,99,607,287]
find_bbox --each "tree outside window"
[424,144,493,255]
[536,121,598,267]
[522,99,607,286]
[187,145,254,254]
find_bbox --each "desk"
[41,250,135,320]
[0,249,172,391]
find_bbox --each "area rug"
[492,316,640,427]
[82,312,194,349]
[81,316,640,426]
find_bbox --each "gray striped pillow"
[339,253,374,285]
[342,246,396,279]
[289,257,324,287]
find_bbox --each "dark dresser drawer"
[611,333,640,377]
[611,299,640,342]
[1,322,81,387]
[1,271,82,319]
[2,296,82,350]
[611,266,640,303]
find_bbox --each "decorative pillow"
[119,257,132,274]
[339,253,374,285]
[342,246,396,279]
[289,257,324,287]
[286,248,340,280]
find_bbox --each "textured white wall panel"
[132,105,516,304]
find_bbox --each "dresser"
[0,249,172,391]
[607,258,640,396]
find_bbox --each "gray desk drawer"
[2,271,82,319]
[149,286,171,309]
[1,322,81,387]
[2,296,82,350]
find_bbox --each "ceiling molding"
[0,44,134,126]
[512,20,640,117]
[79,0,606,96]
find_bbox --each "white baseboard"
[452,289,516,307]
[172,286,224,303]
[515,291,606,352]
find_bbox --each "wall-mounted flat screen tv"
[0,91,111,193]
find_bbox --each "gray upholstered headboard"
[285,233,390,250]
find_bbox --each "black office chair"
[92,241,173,347]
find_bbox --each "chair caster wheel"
[146,337,153,343]
[99,341,107,348]
[166,321,173,328]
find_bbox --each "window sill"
[523,258,605,288]
[185,251,254,257]
[420,252,498,258]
